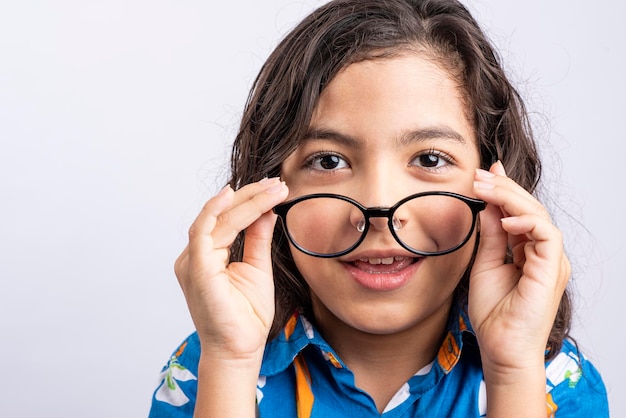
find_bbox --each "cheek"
[290,245,317,276]
[290,242,349,291]
[428,233,477,281]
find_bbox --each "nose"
[350,206,398,233]
[350,164,411,234]
[354,163,407,209]
[357,180,410,233]
[368,216,389,231]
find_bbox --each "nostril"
[368,217,388,231]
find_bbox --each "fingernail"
[475,168,496,179]
[474,180,494,190]
[495,160,507,176]
[260,176,280,184]
[266,181,286,194]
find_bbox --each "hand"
[469,162,571,378]
[174,177,289,361]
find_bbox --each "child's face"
[280,53,480,335]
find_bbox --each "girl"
[150,0,608,416]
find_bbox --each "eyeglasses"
[273,191,486,258]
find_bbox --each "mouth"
[343,255,422,291]
[351,256,418,273]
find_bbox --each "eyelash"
[302,148,456,173]
[411,149,456,171]
[303,151,349,172]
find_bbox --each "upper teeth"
[359,256,405,265]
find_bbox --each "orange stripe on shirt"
[437,332,461,373]
[546,393,558,417]
[174,341,188,358]
[458,314,468,332]
[294,354,314,418]
[285,314,298,341]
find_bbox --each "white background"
[1,0,623,416]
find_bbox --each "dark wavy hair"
[226,0,571,359]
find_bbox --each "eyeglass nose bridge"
[357,207,402,233]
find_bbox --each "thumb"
[241,211,279,276]
[471,161,509,275]
[472,201,507,275]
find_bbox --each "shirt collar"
[436,299,474,373]
[261,303,474,377]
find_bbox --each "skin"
[174,54,571,417]
[280,55,481,408]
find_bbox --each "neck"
[311,297,453,412]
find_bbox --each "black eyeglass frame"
[273,191,486,258]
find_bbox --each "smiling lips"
[346,256,421,291]
[354,256,414,272]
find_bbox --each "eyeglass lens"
[282,195,475,256]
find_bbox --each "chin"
[319,297,436,336]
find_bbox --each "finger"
[188,178,286,253]
[189,178,281,247]
[178,244,231,281]
[175,245,227,303]
[472,197,508,274]
[229,177,284,207]
[510,239,528,269]
[474,172,549,221]
[174,245,189,281]
[480,162,532,209]
[481,162,543,254]
[178,243,230,291]
[489,161,510,216]
[186,185,236,274]
[492,160,507,176]
[241,210,280,275]
[500,214,564,266]
[501,214,570,302]
[189,184,236,247]
[210,180,288,249]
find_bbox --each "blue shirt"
[149,308,608,417]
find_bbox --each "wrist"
[193,352,263,418]
[479,341,546,383]
[482,363,547,418]
[198,331,267,363]
[198,344,265,373]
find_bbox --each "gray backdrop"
[1,0,623,416]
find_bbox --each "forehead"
[310,53,475,147]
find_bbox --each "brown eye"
[411,151,453,171]
[308,153,348,171]
[419,154,440,168]
[320,155,341,169]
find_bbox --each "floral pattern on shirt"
[154,342,197,407]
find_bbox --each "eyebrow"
[303,126,467,147]
[400,126,467,145]
[303,128,361,147]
